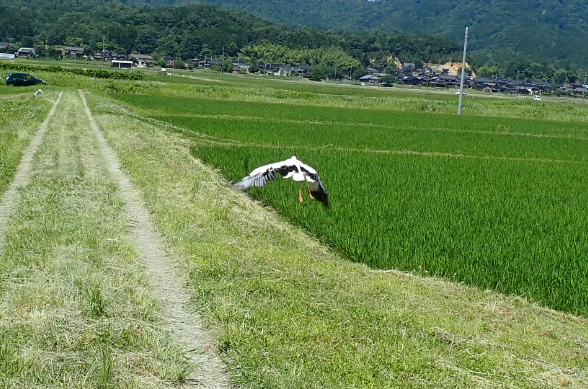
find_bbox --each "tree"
[505,57,530,79]
[361,52,370,67]
[211,61,233,73]
[476,65,501,77]
[174,59,185,69]
[307,64,331,81]
[380,75,395,86]
[351,68,368,80]
[249,63,260,73]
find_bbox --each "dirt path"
[78,90,230,388]
[0,91,63,250]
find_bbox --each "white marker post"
[457,27,469,115]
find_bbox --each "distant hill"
[0,0,459,68]
[117,0,588,67]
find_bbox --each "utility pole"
[102,36,105,68]
[221,45,224,79]
[350,62,353,81]
[457,26,469,115]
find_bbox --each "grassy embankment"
[87,84,588,388]
[0,91,191,388]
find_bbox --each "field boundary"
[0,91,63,250]
[78,90,231,388]
[140,111,588,142]
[94,97,588,166]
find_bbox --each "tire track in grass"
[78,90,230,389]
[0,91,63,250]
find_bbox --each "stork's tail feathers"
[311,191,329,207]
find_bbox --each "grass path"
[0,91,63,250]
[0,90,228,388]
[79,90,230,388]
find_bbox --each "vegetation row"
[0,61,146,80]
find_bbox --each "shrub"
[0,61,146,81]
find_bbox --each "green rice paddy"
[112,87,588,317]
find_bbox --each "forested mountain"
[0,0,460,66]
[117,0,588,68]
[2,0,587,75]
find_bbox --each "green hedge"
[0,61,146,80]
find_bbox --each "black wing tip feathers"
[311,191,329,207]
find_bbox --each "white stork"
[233,156,328,206]
[34,89,43,97]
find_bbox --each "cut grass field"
[87,91,588,388]
[0,91,53,193]
[0,91,193,388]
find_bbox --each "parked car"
[5,72,46,87]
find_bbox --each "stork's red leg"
[298,182,303,204]
[303,173,314,200]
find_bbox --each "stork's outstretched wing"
[233,167,278,190]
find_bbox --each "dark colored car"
[5,72,46,87]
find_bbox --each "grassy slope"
[0,91,190,388]
[89,92,588,388]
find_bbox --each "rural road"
[78,90,231,388]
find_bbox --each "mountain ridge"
[119,0,588,67]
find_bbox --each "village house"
[359,74,381,84]
[17,47,35,57]
[91,51,129,61]
[232,61,251,72]
[162,55,175,67]
[561,83,588,95]
[129,54,154,67]
[112,60,133,69]
[292,65,310,76]
[57,46,85,58]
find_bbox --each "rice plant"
[110,81,588,317]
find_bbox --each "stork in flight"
[233,156,328,206]
[34,89,43,97]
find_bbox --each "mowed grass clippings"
[0,91,190,388]
[0,92,53,193]
[88,93,588,388]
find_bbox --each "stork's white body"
[234,156,328,205]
